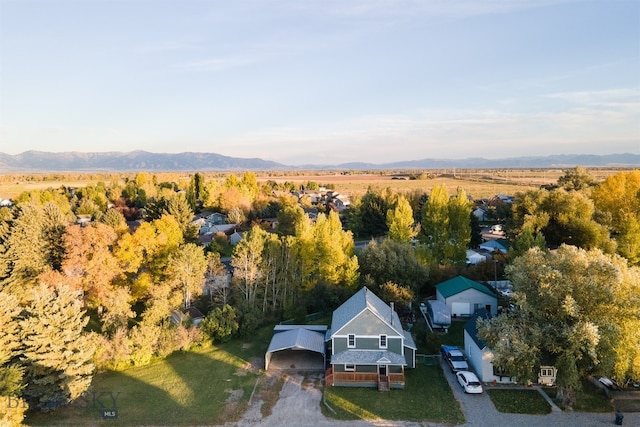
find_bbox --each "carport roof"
[266,327,326,355]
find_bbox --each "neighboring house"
[538,366,557,386]
[326,287,416,390]
[229,231,243,246]
[466,249,486,265]
[436,276,498,317]
[463,309,516,384]
[209,212,226,225]
[479,238,509,254]
[472,206,488,221]
[186,307,205,326]
[332,194,351,211]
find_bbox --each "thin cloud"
[173,55,258,72]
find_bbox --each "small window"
[541,368,553,377]
[379,335,387,349]
[347,334,356,348]
[345,364,355,371]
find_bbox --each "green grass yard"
[487,389,552,414]
[322,364,465,424]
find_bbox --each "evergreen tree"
[0,291,27,425]
[20,284,95,411]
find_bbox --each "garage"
[265,325,327,371]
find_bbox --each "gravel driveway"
[228,367,640,427]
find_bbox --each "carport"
[265,325,327,371]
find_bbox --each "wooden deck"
[325,368,405,389]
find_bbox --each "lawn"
[487,389,551,414]
[542,380,614,412]
[25,327,275,427]
[322,364,465,424]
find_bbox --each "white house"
[464,309,516,384]
[436,276,498,317]
[466,250,486,265]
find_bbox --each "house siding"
[404,347,415,368]
[464,330,514,384]
[438,288,497,317]
[339,310,400,337]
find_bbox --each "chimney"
[390,302,394,325]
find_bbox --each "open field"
[0,168,632,201]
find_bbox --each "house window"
[379,335,387,349]
[345,364,355,372]
[347,334,356,348]
[540,368,554,377]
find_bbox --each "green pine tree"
[20,284,95,412]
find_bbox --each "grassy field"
[487,389,552,414]
[322,364,465,424]
[25,327,276,427]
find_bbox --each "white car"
[499,288,513,298]
[456,371,483,394]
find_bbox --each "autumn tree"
[62,223,119,296]
[591,170,640,265]
[20,284,95,411]
[378,281,414,308]
[509,188,613,252]
[386,195,417,242]
[301,211,359,289]
[165,243,207,309]
[447,187,472,264]
[231,226,266,307]
[478,245,640,408]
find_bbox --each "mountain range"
[0,151,638,172]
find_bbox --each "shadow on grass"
[25,346,260,427]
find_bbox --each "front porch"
[325,367,405,390]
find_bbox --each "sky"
[0,0,639,166]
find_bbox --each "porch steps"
[378,375,390,391]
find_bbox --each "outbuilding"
[436,275,498,317]
[265,325,327,371]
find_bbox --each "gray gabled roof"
[331,350,407,366]
[266,327,326,355]
[330,287,403,337]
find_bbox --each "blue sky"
[1,0,638,165]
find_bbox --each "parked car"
[456,371,483,394]
[499,288,513,298]
[597,376,621,390]
[441,345,469,372]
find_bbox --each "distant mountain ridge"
[0,151,638,172]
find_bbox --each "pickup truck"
[441,345,469,372]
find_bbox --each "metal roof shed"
[265,326,326,371]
